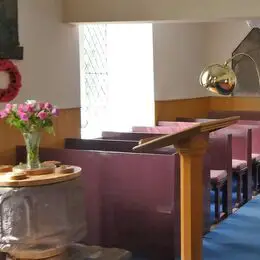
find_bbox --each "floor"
[204,195,260,260]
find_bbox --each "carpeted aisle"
[204,195,260,260]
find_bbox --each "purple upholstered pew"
[16,146,181,259]
[133,124,232,222]
[65,138,139,152]
[229,123,260,192]
[64,137,175,155]
[213,127,252,205]
[208,134,232,220]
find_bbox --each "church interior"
[0,1,260,260]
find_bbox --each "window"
[79,23,154,139]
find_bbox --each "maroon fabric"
[231,124,260,155]
[208,110,260,121]
[65,138,138,152]
[16,144,212,259]
[212,127,253,200]
[207,134,232,214]
[16,146,180,258]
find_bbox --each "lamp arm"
[224,52,260,87]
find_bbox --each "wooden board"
[0,166,81,187]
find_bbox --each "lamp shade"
[199,64,237,95]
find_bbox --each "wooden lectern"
[133,117,239,260]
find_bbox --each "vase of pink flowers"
[0,100,59,169]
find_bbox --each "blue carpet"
[204,195,260,260]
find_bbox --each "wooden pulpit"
[133,116,240,260]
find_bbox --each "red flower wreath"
[0,60,22,102]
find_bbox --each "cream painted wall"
[63,0,260,23]
[8,0,80,108]
[153,23,209,100]
[206,21,250,65]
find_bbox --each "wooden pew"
[208,134,233,220]
[64,137,175,155]
[133,125,233,222]
[16,146,180,259]
[133,117,239,260]
[228,124,260,192]
[214,128,252,205]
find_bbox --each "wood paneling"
[155,97,210,122]
[209,96,260,111]
[0,108,80,165]
[155,96,260,123]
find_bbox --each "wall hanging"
[0,59,21,102]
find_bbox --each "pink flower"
[51,107,59,116]
[39,102,45,110]
[0,111,8,119]
[38,111,47,120]
[44,102,52,111]
[5,104,12,110]
[22,104,30,112]
[18,104,24,112]
[4,104,12,114]
[18,112,29,121]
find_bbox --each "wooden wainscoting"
[155,97,210,122]
[209,96,260,111]
[0,108,80,165]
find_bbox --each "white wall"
[153,23,209,100]
[206,21,250,65]
[63,0,260,23]
[7,0,80,108]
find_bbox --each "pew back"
[16,146,180,259]
[208,110,260,121]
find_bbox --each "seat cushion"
[232,159,247,171]
[252,153,260,162]
[210,170,227,184]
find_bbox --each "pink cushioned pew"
[208,134,232,221]
[213,127,252,205]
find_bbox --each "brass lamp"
[199,53,260,95]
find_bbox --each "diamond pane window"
[79,23,155,139]
[79,24,108,139]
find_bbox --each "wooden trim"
[209,96,260,112]
[155,97,210,123]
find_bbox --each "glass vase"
[23,132,41,169]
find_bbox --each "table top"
[0,165,81,187]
